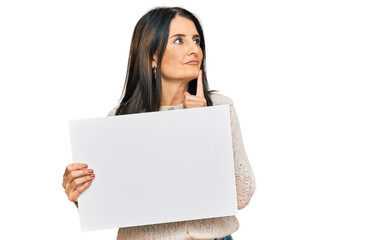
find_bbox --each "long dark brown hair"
[115,7,216,115]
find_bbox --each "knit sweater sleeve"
[211,93,256,210]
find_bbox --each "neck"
[160,78,190,106]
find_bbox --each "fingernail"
[88,180,92,183]
[83,164,88,168]
[88,169,93,173]
[90,174,95,178]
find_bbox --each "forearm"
[229,104,256,210]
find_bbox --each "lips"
[185,60,199,65]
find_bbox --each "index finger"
[196,70,204,97]
[64,163,88,176]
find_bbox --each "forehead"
[169,16,199,36]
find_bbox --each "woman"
[62,7,256,240]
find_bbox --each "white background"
[0,0,388,239]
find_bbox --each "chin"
[190,73,198,79]
[168,70,199,81]
[187,71,200,80]
[176,73,198,81]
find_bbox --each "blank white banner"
[68,105,238,231]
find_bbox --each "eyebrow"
[170,33,201,39]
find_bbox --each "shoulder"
[210,92,234,106]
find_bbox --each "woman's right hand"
[62,163,95,204]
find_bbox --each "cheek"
[161,49,175,65]
[161,49,184,72]
[197,49,203,64]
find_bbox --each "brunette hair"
[115,7,216,115]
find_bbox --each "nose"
[187,41,200,56]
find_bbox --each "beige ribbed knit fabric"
[104,92,256,240]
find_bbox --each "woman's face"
[156,16,203,82]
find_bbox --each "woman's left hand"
[184,70,207,108]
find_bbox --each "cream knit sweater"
[104,92,256,240]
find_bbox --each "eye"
[174,38,183,44]
[194,38,201,45]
